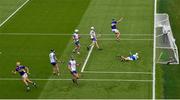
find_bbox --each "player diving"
[117,52,139,61]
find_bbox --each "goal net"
[155,14,179,64]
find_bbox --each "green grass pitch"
[0,0,156,99]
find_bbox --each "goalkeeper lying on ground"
[117,53,139,61]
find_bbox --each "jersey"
[49,52,56,63]
[129,54,139,60]
[16,65,26,76]
[73,33,79,42]
[89,30,96,39]
[111,21,117,29]
[68,60,76,72]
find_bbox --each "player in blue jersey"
[12,62,37,92]
[111,17,123,40]
[72,29,81,54]
[118,53,139,61]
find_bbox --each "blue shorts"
[51,62,57,66]
[130,56,136,60]
[91,38,97,42]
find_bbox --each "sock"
[32,82,37,88]
[72,79,75,83]
[26,85,30,91]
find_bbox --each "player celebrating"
[49,49,60,76]
[72,29,81,54]
[117,53,139,61]
[68,57,80,85]
[87,26,101,50]
[111,17,123,40]
[12,62,37,92]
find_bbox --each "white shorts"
[112,29,119,33]
[22,73,28,78]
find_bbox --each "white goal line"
[83,71,152,74]
[0,78,152,82]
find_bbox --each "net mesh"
[155,14,179,64]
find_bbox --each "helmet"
[74,29,79,33]
[91,26,95,30]
[135,53,138,56]
[51,49,55,52]
[16,62,21,66]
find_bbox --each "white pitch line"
[0,0,30,27]
[81,45,94,72]
[0,33,70,36]
[0,33,153,36]
[153,0,157,99]
[99,38,153,41]
[157,52,163,62]
[83,71,152,74]
[0,78,152,82]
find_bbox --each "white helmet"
[135,53,138,56]
[91,26,95,30]
[74,29,79,33]
[16,62,21,66]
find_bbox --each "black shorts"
[51,62,57,66]
[75,41,80,46]
[70,71,77,75]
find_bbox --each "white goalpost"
[155,13,179,64]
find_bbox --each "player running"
[49,49,60,76]
[72,29,81,54]
[87,26,101,50]
[111,17,123,40]
[12,62,37,92]
[68,57,80,85]
[117,53,139,61]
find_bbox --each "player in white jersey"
[49,49,60,76]
[118,53,139,61]
[72,29,81,54]
[87,26,101,51]
[68,57,80,85]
